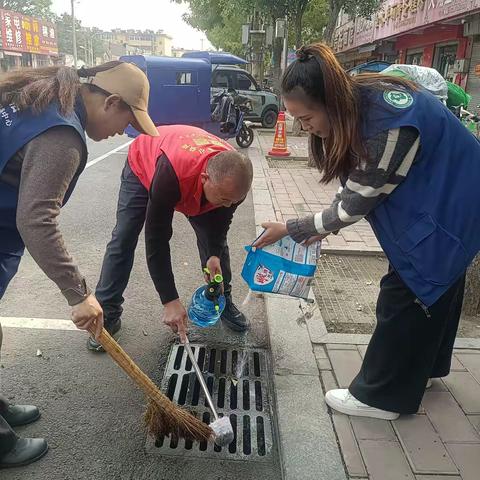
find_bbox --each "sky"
[51,0,213,50]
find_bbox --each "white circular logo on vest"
[383,90,414,109]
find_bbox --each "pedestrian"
[89,125,253,352]
[0,61,158,468]
[254,43,480,420]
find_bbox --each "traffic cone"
[268,111,291,157]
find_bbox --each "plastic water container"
[188,275,226,328]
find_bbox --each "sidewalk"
[248,133,480,480]
[256,130,382,254]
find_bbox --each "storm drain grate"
[313,254,388,334]
[154,344,274,461]
[267,158,310,169]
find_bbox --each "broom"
[88,326,213,443]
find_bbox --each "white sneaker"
[325,389,400,420]
[426,378,433,389]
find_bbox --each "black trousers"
[95,161,232,323]
[349,266,466,414]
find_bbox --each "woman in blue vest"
[0,61,157,468]
[255,43,480,420]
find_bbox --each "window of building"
[406,49,423,66]
[434,43,458,81]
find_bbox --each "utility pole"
[283,16,288,74]
[71,0,78,68]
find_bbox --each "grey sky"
[51,0,213,50]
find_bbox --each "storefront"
[396,24,469,86]
[465,15,480,110]
[0,8,58,72]
[333,0,480,88]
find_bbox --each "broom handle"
[88,327,169,405]
[184,337,219,421]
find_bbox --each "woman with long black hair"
[255,43,480,421]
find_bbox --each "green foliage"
[0,0,53,19]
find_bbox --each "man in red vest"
[88,125,253,350]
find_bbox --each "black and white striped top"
[287,127,420,243]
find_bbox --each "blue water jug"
[188,273,226,327]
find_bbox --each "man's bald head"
[202,151,253,207]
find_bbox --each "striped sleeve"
[286,127,420,243]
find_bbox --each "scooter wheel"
[236,125,254,148]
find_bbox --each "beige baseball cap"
[81,62,158,136]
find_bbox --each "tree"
[323,0,380,44]
[55,13,105,65]
[0,0,53,19]
[302,0,328,44]
[179,0,249,56]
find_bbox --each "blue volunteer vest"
[360,87,480,306]
[0,100,88,255]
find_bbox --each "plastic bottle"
[188,273,226,327]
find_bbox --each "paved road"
[0,135,280,480]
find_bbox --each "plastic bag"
[241,234,321,300]
[383,64,448,101]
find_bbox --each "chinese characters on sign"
[0,8,58,55]
[333,0,480,53]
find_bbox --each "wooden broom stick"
[88,326,213,442]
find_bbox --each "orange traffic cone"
[268,111,291,157]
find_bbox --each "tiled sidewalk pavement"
[316,344,480,480]
[256,132,382,253]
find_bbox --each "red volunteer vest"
[128,125,234,216]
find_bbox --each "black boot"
[221,295,249,332]
[87,317,121,352]
[2,405,40,427]
[0,438,48,469]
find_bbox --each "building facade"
[0,8,58,71]
[333,0,480,101]
[101,29,172,59]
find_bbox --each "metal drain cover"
[152,344,274,461]
[313,254,388,333]
[267,158,310,169]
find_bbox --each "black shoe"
[2,405,40,427]
[221,296,249,332]
[87,318,121,352]
[0,438,48,469]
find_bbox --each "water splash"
[235,350,248,379]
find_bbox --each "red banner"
[0,8,58,55]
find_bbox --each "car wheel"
[262,109,278,128]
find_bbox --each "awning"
[3,51,23,57]
[358,44,377,54]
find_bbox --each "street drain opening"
[154,344,274,461]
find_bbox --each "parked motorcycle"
[211,89,255,148]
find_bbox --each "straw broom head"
[91,327,214,443]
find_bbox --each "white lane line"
[0,316,79,331]
[85,139,133,169]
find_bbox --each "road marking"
[0,316,80,331]
[85,139,133,169]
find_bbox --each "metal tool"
[184,338,234,447]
